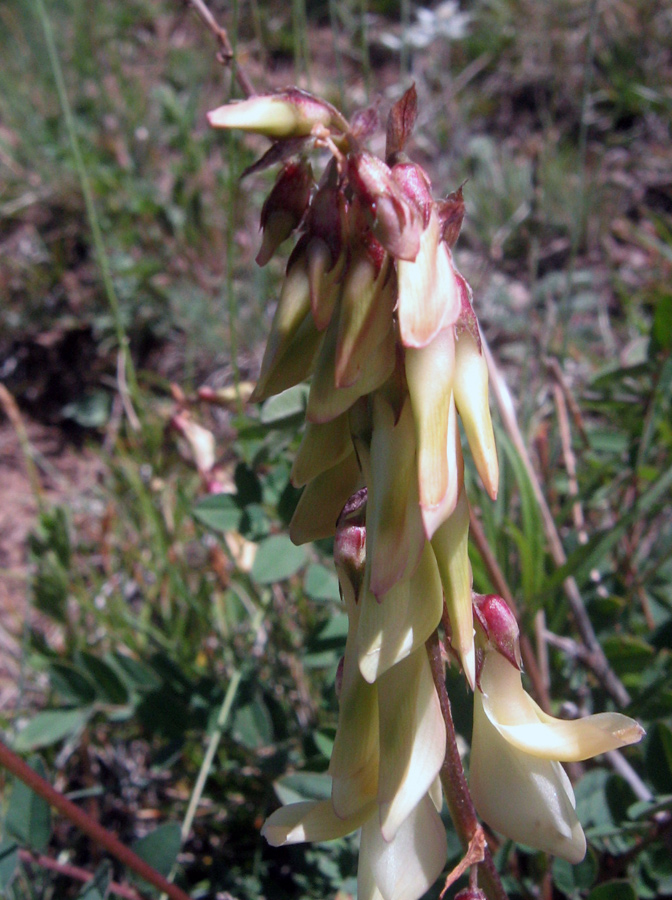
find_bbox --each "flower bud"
[437,185,465,248]
[207,89,348,139]
[455,889,487,900]
[347,153,422,261]
[473,593,522,673]
[256,160,313,266]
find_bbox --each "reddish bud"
[257,160,313,266]
[347,153,422,261]
[334,494,367,599]
[473,593,522,672]
[385,83,418,161]
[437,185,466,247]
[391,162,433,227]
[454,889,487,900]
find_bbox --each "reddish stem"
[426,631,508,900]
[18,850,142,900]
[0,740,191,900]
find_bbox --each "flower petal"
[362,395,425,597]
[398,209,458,348]
[336,254,395,388]
[420,394,463,540]
[469,685,586,863]
[405,326,455,510]
[453,329,498,501]
[262,798,373,846]
[358,540,442,683]
[330,626,380,818]
[307,310,396,424]
[377,649,446,840]
[480,651,644,761]
[430,487,475,689]
[289,451,363,544]
[359,795,447,900]
[291,413,354,487]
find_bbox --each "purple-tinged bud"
[347,153,422,261]
[303,180,349,330]
[207,88,348,139]
[385,84,418,161]
[473,593,522,672]
[455,272,480,347]
[391,162,433,228]
[256,160,313,266]
[437,185,465,248]
[334,498,367,601]
[454,889,487,900]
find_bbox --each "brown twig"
[468,507,552,711]
[439,827,486,898]
[552,379,587,544]
[18,851,142,900]
[0,741,192,900]
[427,631,508,900]
[482,335,631,708]
[184,0,256,97]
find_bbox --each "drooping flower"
[470,618,644,862]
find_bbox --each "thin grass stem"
[33,0,139,426]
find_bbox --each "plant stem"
[18,851,141,900]
[426,631,508,900]
[0,741,192,900]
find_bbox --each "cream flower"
[469,649,644,862]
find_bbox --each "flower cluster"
[208,86,643,898]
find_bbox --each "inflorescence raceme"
[208,85,643,900]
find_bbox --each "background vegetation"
[0,0,671,898]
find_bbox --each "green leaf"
[77,860,112,899]
[14,708,91,752]
[0,840,19,891]
[540,463,672,596]
[552,849,598,897]
[304,563,340,602]
[110,654,162,693]
[231,697,274,750]
[260,384,308,424]
[32,553,69,622]
[5,757,52,852]
[131,823,181,882]
[48,662,97,705]
[251,534,307,583]
[274,772,333,805]
[587,881,638,900]
[645,722,672,793]
[192,493,243,533]
[650,291,672,354]
[77,653,129,705]
[62,390,111,428]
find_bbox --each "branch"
[0,741,192,900]
[184,0,256,97]
[18,851,142,900]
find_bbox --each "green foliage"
[2,0,671,898]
